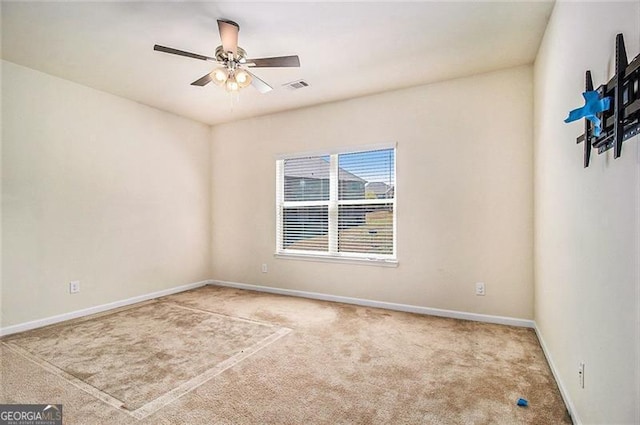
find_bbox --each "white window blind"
[276,146,396,262]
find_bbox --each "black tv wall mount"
[573,33,640,168]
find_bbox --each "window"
[276,145,396,264]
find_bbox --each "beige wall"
[211,66,534,320]
[1,61,211,327]
[533,2,640,424]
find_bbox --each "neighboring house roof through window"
[284,157,366,182]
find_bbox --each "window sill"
[274,252,398,267]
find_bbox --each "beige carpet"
[1,286,572,424]
[3,301,290,419]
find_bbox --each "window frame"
[275,143,397,266]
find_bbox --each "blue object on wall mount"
[571,34,640,167]
[564,90,611,137]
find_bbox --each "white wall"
[1,60,211,327]
[211,66,534,320]
[534,2,639,424]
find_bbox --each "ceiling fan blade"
[190,72,213,87]
[154,44,216,62]
[247,70,273,94]
[217,19,239,55]
[246,55,300,68]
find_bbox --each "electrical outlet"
[475,282,485,296]
[261,264,268,273]
[578,362,585,388]
[69,280,80,294]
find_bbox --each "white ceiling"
[1,1,554,126]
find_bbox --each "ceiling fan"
[154,19,300,94]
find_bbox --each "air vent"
[283,80,310,90]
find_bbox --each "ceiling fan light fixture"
[225,75,239,92]
[212,67,228,85]
[235,69,252,88]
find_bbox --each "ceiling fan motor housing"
[215,45,247,66]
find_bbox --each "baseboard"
[210,280,535,328]
[0,280,213,337]
[534,324,581,425]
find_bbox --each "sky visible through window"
[338,149,395,185]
